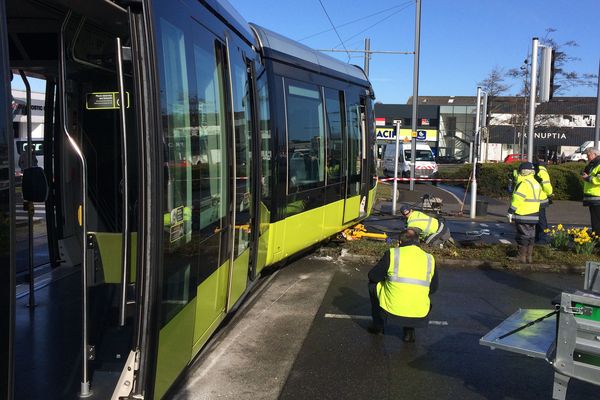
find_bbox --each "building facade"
[372,103,439,159]
[11,89,45,171]
[375,96,597,163]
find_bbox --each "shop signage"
[376,127,437,141]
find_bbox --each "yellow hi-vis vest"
[537,166,553,197]
[513,168,549,207]
[509,174,542,223]
[583,161,600,206]
[376,246,435,318]
[406,210,439,240]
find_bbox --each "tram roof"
[249,24,370,87]
[205,0,257,46]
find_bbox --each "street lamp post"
[527,38,539,162]
[470,88,482,219]
[392,120,402,215]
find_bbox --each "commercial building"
[374,96,597,162]
[11,89,46,171]
[373,103,439,159]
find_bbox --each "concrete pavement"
[171,249,598,400]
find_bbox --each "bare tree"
[500,29,598,158]
[478,66,511,98]
[507,28,597,96]
[478,66,511,160]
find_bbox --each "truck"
[567,141,593,162]
[382,142,438,180]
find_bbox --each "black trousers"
[515,222,536,246]
[369,282,386,330]
[590,205,600,235]
[535,207,548,243]
[368,283,429,330]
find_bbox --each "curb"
[437,258,585,274]
[339,251,585,274]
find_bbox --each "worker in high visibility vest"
[400,205,453,247]
[533,157,553,243]
[582,147,600,235]
[507,162,543,263]
[367,229,438,342]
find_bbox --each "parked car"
[503,154,527,164]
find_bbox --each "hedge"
[437,162,586,200]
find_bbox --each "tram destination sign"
[86,92,130,110]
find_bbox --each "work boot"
[402,327,415,342]
[526,244,534,263]
[508,245,527,263]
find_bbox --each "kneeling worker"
[368,229,438,342]
[400,205,453,246]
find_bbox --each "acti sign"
[376,127,438,141]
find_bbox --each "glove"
[507,213,513,223]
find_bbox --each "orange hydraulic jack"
[342,224,388,241]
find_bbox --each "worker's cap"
[400,205,411,216]
[518,162,534,172]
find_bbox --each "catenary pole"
[595,59,599,148]
[410,0,421,191]
[527,37,539,162]
[470,87,482,219]
[392,120,401,215]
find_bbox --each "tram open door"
[480,261,600,399]
[2,1,159,399]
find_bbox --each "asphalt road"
[174,251,598,400]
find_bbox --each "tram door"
[0,0,14,395]
[343,92,369,223]
[227,45,255,308]
[5,2,142,398]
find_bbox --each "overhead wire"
[298,1,413,42]
[317,0,351,62]
[333,1,414,49]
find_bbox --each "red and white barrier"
[378,177,471,183]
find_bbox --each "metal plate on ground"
[480,309,557,361]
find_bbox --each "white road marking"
[324,313,371,320]
[434,185,464,205]
[428,320,449,326]
[324,313,449,326]
[499,239,511,244]
[480,223,489,227]
[495,223,502,227]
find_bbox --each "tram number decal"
[86,92,130,110]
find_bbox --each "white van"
[567,141,593,162]
[382,142,438,179]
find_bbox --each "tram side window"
[257,72,271,203]
[193,40,227,234]
[158,17,195,324]
[346,93,361,196]
[286,80,325,192]
[230,48,252,257]
[324,88,344,184]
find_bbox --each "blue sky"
[12,0,600,103]
[229,0,600,104]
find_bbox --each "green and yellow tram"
[0,0,376,398]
